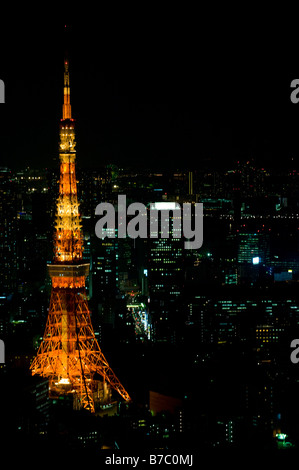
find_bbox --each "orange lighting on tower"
[30,59,131,413]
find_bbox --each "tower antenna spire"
[62,57,72,120]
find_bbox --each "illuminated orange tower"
[30,59,131,413]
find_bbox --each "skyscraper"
[148,203,184,342]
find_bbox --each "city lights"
[2,21,299,453]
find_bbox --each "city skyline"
[3,16,299,458]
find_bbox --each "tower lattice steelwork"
[30,59,131,413]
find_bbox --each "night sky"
[0,15,298,171]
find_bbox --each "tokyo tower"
[30,58,131,413]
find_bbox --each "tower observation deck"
[30,59,131,413]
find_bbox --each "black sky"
[0,14,298,171]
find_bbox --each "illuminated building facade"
[0,168,18,295]
[148,203,184,342]
[255,325,283,344]
[30,59,130,412]
[237,232,270,266]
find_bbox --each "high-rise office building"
[148,203,184,343]
[237,232,270,265]
[0,168,19,295]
